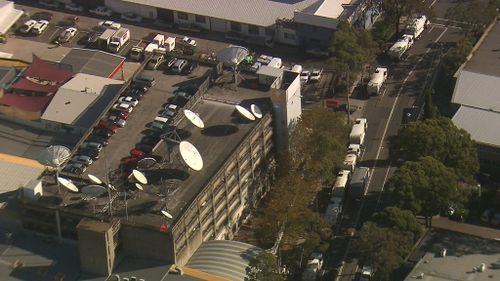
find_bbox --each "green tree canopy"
[382,0,429,35]
[390,117,479,181]
[371,206,423,242]
[353,222,413,281]
[245,252,285,281]
[384,156,466,227]
[446,0,499,38]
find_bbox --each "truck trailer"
[97,28,117,50]
[406,15,429,39]
[348,167,370,199]
[388,34,414,60]
[349,118,368,146]
[108,27,130,53]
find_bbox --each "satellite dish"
[134,183,143,191]
[184,109,205,129]
[131,169,148,185]
[161,210,173,219]
[87,174,102,185]
[137,157,157,170]
[235,105,255,121]
[81,185,107,196]
[57,177,79,192]
[216,45,249,67]
[179,141,203,171]
[38,145,71,167]
[250,104,263,119]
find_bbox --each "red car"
[98,121,119,133]
[113,111,129,120]
[122,156,138,166]
[130,149,145,158]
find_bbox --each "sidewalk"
[431,216,500,240]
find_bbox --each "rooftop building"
[0,0,23,34]
[60,49,126,79]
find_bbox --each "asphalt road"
[334,1,466,280]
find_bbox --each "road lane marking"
[430,0,438,8]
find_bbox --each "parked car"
[19,20,37,34]
[177,84,198,95]
[172,91,191,107]
[171,59,188,74]
[86,135,109,146]
[78,148,100,160]
[85,31,101,45]
[63,162,87,175]
[118,96,139,107]
[183,61,198,74]
[104,115,126,127]
[141,136,160,145]
[93,127,113,138]
[182,36,197,47]
[164,57,177,69]
[70,155,93,166]
[65,3,84,12]
[310,68,323,82]
[32,20,49,35]
[57,27,77,43]
[80,141,103,152]
[89,6,112,17]
[338,103,358,114]
[135,143,153,153]
[98,20,121,30]
[121,12,142,23]
[134,71,156,87]
[127,88,144,100]
[113,102,134,113]
[130,149,146,158]
[359,265,373,281]
[98,121,119,133]
[162,104,179,118]
[300,69,310,84]
[122,156,138,166]
[146,53,165,70]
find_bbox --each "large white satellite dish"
[250,104,263,119]
[216,45,249,67]
[57,177,79,192]
[179,141,203,171]
[81,185,107,196]
[161,210,173,219]
[184,109,205,129]
[134,183,143,191]
[131,169,148,185]
[235,105,255,121]
[38,145,71,167]
[87,174,102,185]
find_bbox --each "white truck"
[302,253,324,281]
[388,34,414,60]
[155,37,176,54]
[145,34,165,54]
[406,15,429,39]
[325,196,343,225]
[367,67,388,95]
[97,28,117,50]
[343,154,358,172]
[108,28,130,53]
[349,118,367,146]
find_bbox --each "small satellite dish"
[184,109,205,129]
[131,169,148,185]
[161,210,173,219]
[250,104,262,119]
[134,183,143,191]
[179,141,203,171]
[87,174,102,185]
[81,185,107,196]
[235,105,255,121]
[137,157,157,170]
[57,177,79,192]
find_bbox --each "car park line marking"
[429,0,438,8]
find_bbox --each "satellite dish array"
[235,104,262,121]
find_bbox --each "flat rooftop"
[404,229,500,281]
[59,49,125,79]
[463,19,500,76]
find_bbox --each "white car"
[182,36,197,47]
[310,68,323,82]
[65,3,84,12]
[121,12,142,23]
[98,20,121,30]
[19,19,37,34]
[118,96,139,107]
[89,6,113,17]
[32,20,49,35]
[360,265,373,281]
[300,70,310,84]
[57,27,77,43]
[113,102,134,113]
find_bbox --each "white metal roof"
[0,0,24,34]
[0,153,44,194]
[256,65,284,77]
[123,0,318,26]
[310,0,350,18]
[452,71,500,113]
[41,73,124,126]
[452,105,500,148]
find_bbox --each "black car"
[141,136,160,145]
[135,144,153,153]
[176,84,198,95]
[93,127,113,138]
[172,91,192,107]
[78,148,100,160]
[86,31,101,45]
[142,129,162,137]
[87,135,109,146]
[127,88,145,100]
[183,61,198,75]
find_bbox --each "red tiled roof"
[10,77,60,94]
[23,55,74,82]
[0,93,53,112]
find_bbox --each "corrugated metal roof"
[186,240,262,281]
[0,153,44,194]
[451,71,500,112]
[257,65,284,77]
[123,0,319,26]
[41,73,123,126]
[452,105,500,148]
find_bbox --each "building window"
[248,24,259,35]
[230,21,242,32]
[177,12,188,20]
[284,32,295,40]
[195,15,206,23]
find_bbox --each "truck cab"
[367,67,388,95]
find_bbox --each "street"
[334,0,466,280]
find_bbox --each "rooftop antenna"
[217,45,249,86]
[88,174,116,218]
[178,141,203,171]
[235,105,255,121]
[38,145,71,193]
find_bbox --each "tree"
[384,156,466,227]
[446,0,499,38]
[246,252,285,281]
[371,207,423,242]
[353,222,412,281]
[422,89,438,119]
[382,0,429,35]
[390,117,479,181]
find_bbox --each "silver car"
[105,115,126,127]
[70,155,93,166]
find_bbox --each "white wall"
[285,72,302,128]
[105,0,157,19]
[210,18,227,32]
[275,26,299,46]
[174,11,210,30]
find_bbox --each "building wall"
[105,0,157,19]
[172,114,274,266]
[275,26,299,46]
[296,23,335,49]
[0,105,41,120]
[121,224,175,262]
[477,143,500,174]
[173,11,211,30]
[210,18,227,32]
